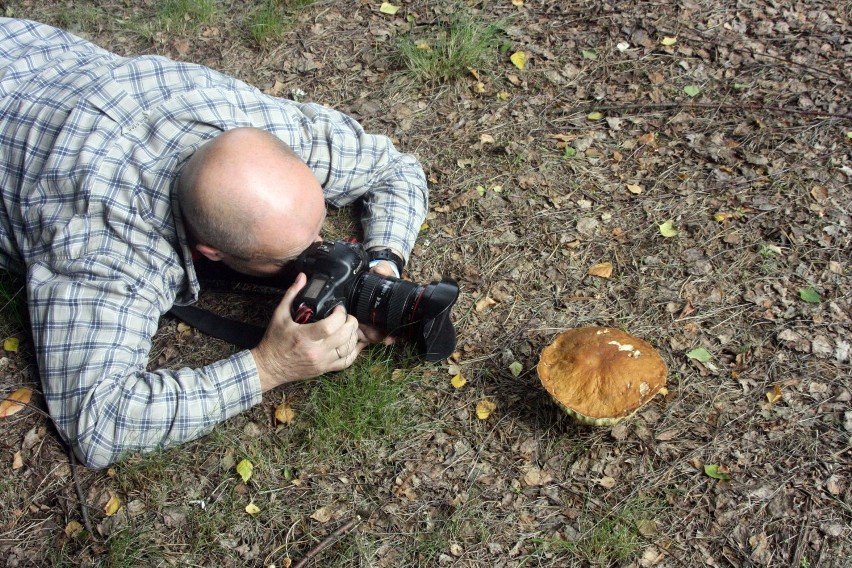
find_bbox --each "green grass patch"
[398,13,508,83]
[247,0,287,46]
[155,0,217,31]
[306,345,419,456]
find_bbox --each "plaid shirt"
[0,18,428,468]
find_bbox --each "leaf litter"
[1,1,850,566]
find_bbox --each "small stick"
[292,515,362,568]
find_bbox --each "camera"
[291,240,459,362]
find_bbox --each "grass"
[398,12,509,83]
[155,0,217,29]
[247,0,286,46]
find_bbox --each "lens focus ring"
[354,273,383,324]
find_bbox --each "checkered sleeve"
[27,256,263,469]
[271,102,429,262]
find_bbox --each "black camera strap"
[167,258,295,349]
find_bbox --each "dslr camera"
[291,240,459,362]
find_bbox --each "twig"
[292,515,362,568]
[577,101,852,121]
[4,396,96,537]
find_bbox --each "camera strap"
[167,258,295,349]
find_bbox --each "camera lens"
[351,273,459,361]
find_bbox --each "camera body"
[292,240,459,362]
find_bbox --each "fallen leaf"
[686,347,712,363]
[510,51,526,70]
[638,132,656,145]
[596,476,616,488]
[274,401,297,425]
[509,361,523,377]
[683,85,700,97]
[245,502,261,515]
[616,41,630,52]
[0,387,32,418]
[104,494,121,516]
[587,111,603,120]
[626,184,643,194]
[636,519,658,537]
[660,36,677,46]
[766,384,782,404]
[475,296,497,312]
[3,337,19,352]
[588,262,613,279]
[704,463,731,480]
[658,220,678,238]
[511,0,524,5]
[476,399,496,420]
[379,2,399,15]
[236,459,253,483]
[451,373,467,388]
[799,288,821,303]
[64,520,84,538]
[310,506,333,523]
[496,91,510,101]
[12,450,23,470]
[582,49,598,60]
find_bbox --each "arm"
[271,102,429,263]
[27,256,262,469]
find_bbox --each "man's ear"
[195,243,225,262]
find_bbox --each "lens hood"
[416,278,460,362]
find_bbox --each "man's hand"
[251,273,367,391]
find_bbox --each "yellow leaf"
[626,184,643,194]
[512,0,524,5]
[476,185,486,196]
[510,51,526,70]
[491,185,503,193]
[245,502,261,515]
[12,450,23,470]
[587,111,603,121]
[64,520,83,538]
[415,43,431,51]
[496,91,510,101]
[714,212,734,222]
[473,82,485,93]
[475,296,497,312]
[3,337,19,352]
[658,220,679,238]
[274,401,297,425]
[660,36,677,46]
[451,373,467,389]
[587,262,613,279]
[0,387,32,418]
[311,506,334,523]
[766,384,782,404]
[476,399,496,420]
[379,2,399,15]
[420,222,429,231]
[236,459,253,483]
[104,494,121,517]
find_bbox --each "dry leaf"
[245,502,261,515]
[588,262,613,279]
[64,520,83,538]
[0,387,32,418]
[379,2,399,15]
[12,450,23,470]
[475,296,497,312]
[274,401,297,425]
[660,36,677,46]
[476,399,496,420]
[510,51,526,70]
[310,506,334,523]
[658,220,678,238]
[626,184,643,194]
[451,373,467,388]
[104,494,121,517]
[766,384,782,404]
[638,132,656,145]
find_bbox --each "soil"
[0,1,850,567]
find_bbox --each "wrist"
[367,247,405,276]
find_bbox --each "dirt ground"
[1,0,850,566]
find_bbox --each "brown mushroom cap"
[537,327,667,425]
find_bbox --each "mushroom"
[537,327,667,425]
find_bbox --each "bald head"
[177,128,325,271]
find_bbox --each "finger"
[274,272,307,323]
[370,261,397,278]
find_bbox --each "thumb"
[275,272,308,322]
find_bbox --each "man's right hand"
[250,273,366,391]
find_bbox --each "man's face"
[218,208,326,277]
